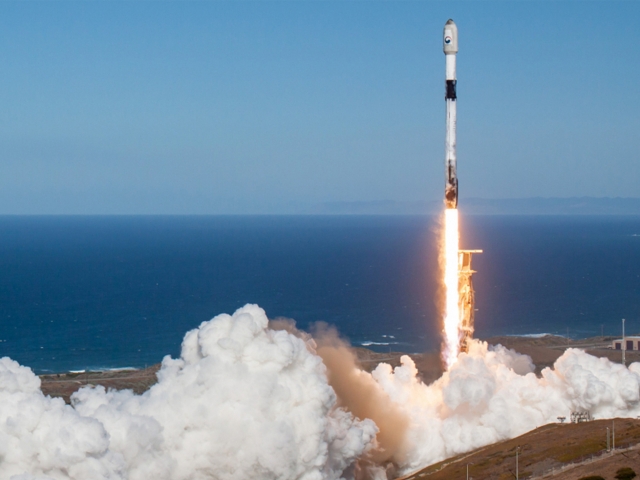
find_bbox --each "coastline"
[40,334,636,404]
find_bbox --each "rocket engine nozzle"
[445,183,458,209]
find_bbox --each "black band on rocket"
[446,80,457,100]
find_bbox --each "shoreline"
[39,334,635,404]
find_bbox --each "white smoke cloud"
[1,305,640,479]
[0,305,377,480]
[371,340,640,475]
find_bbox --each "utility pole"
[516,446,520,480]
[623,319,626,367]
[607,427,610,452]
[466,463,469,480]
[613,420,616,451]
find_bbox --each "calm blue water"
[0,215,638,373]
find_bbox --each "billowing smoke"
[2,305,640,479]
[268,320,409,479]
[0,305,377,480]
[372,340,640,474]
[312,325,410,479]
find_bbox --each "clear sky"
[0,1,638,214]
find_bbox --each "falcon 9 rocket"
[443,19,458,209]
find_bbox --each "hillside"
[400,418,640,480]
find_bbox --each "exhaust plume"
[373,339,640,475]
[269,320,410,479]
[0,305,377,480]
[313,324,409,478]
[2,305,640,479]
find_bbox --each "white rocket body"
[444,19,458,209]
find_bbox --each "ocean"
[0,215,638,373]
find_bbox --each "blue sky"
[0,1,638,214]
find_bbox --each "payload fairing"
[443,19,458,209]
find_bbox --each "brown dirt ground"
[399,419,640,480]
[40,364,160,403]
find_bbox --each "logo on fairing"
[444,36,452,44]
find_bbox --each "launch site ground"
[39,335,640,479]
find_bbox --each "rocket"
[443,19,459,209]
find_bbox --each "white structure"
[612,336,640,351]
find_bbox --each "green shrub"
[578,476,605,480]
[616,467,637,480]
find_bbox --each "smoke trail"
[269,320,410,479]
[312,324,410,479]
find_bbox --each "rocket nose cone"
[443,19,458,54]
